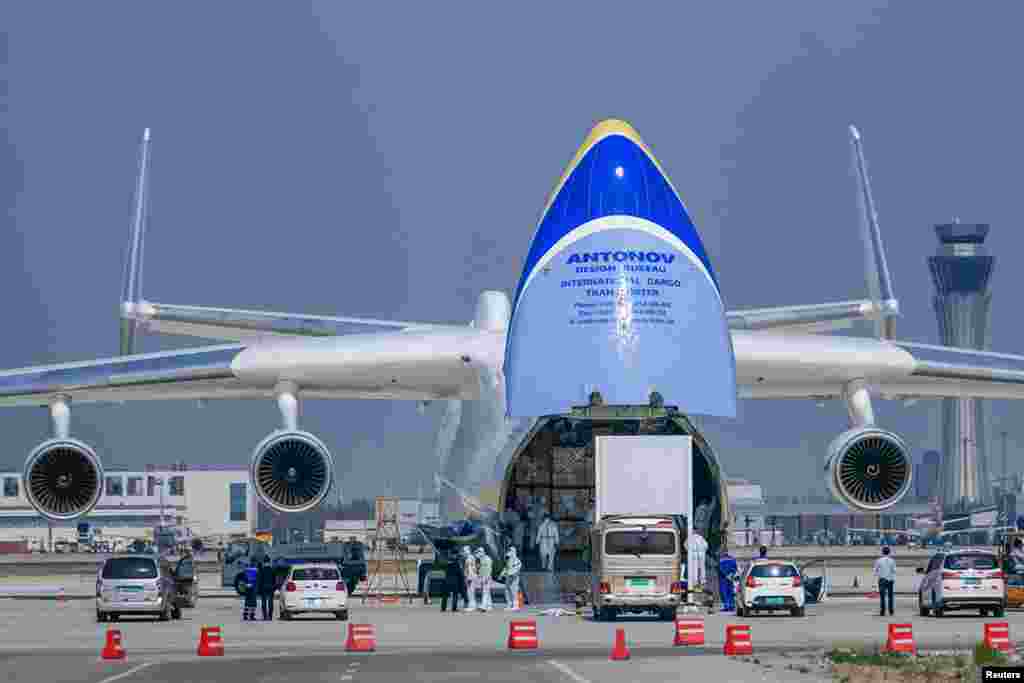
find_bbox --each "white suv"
[278,563,349,621]
[736,559,806,617]
[918,549,1006,618]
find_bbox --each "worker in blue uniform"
[718,549,737,612]
[242,561,259,621]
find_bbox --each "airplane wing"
[122,301,455,345]
[6,329,1024,407]
[735,333,1024,400]
[0,327,492,408]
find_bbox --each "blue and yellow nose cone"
[504,119,736,419]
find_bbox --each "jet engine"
[250,430,333,513]
[23,439,104,521]
[826,427,913,512]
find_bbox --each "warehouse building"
[0,463,255,549]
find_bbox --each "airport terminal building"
[0,463,255,548]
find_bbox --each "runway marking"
[97,662,154,683]
[548,660,593,683]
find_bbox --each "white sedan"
[736,559,806,617]
[278,563,349,621]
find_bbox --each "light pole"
[1002,431,1009,487]
[152,476,166,546]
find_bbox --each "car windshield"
[944,554,997,570]
[750,563,799,578]
[102,557,158,579]
[292,567,340,581]
[604,530,675,556]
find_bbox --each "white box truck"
[590,435,693,621]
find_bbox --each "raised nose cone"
[504,119,736,419]
[513,119,719,309]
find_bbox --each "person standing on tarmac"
[476,547,493,612]
[718,548,737,612]
[500,546,522,611]
[440,551,465,613]
[242,561,259,621]
[461,546,478,612]
[257,557,276,621]
[873,545,896,617]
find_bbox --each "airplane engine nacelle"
[250,430,333,513]
[23,439,104,521]
[826,427,912,512]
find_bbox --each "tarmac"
[1,595,1022,682]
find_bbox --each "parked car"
[95,554,182,622]
[736,559,806,617]
[917,549,1006,617]
[278,562,348,621]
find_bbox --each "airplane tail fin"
[119,128,152,356]
[849,125,898,339]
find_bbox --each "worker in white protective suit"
[499,546,522,611]
[475,547,493,612]
[686,532,709,601]
[461,546,478,612]
[536,513,560,572]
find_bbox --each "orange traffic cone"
[724,624,753,656]
[883,623,915,655]
[197,625,225,656]
[984,622,1014,653]
[101,629,126,660]
[610,628,630,661]
[507,620,538,649]
[674,618,705,646]
[345,623,377,652]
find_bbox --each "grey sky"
[2,3,1024,499]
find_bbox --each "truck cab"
[591,515,684,621]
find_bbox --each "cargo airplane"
[2,120,1022,524]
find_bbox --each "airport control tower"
[929,222,995,510]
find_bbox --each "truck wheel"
[791,606,805,617]
[96,610,106,623]
[336,610,348,621]
[280,610,291,621]
[995,606,1006,618]
[172,605,182,620]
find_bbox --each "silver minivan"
[96,554,181,622]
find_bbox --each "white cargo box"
[594,435,692,520]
